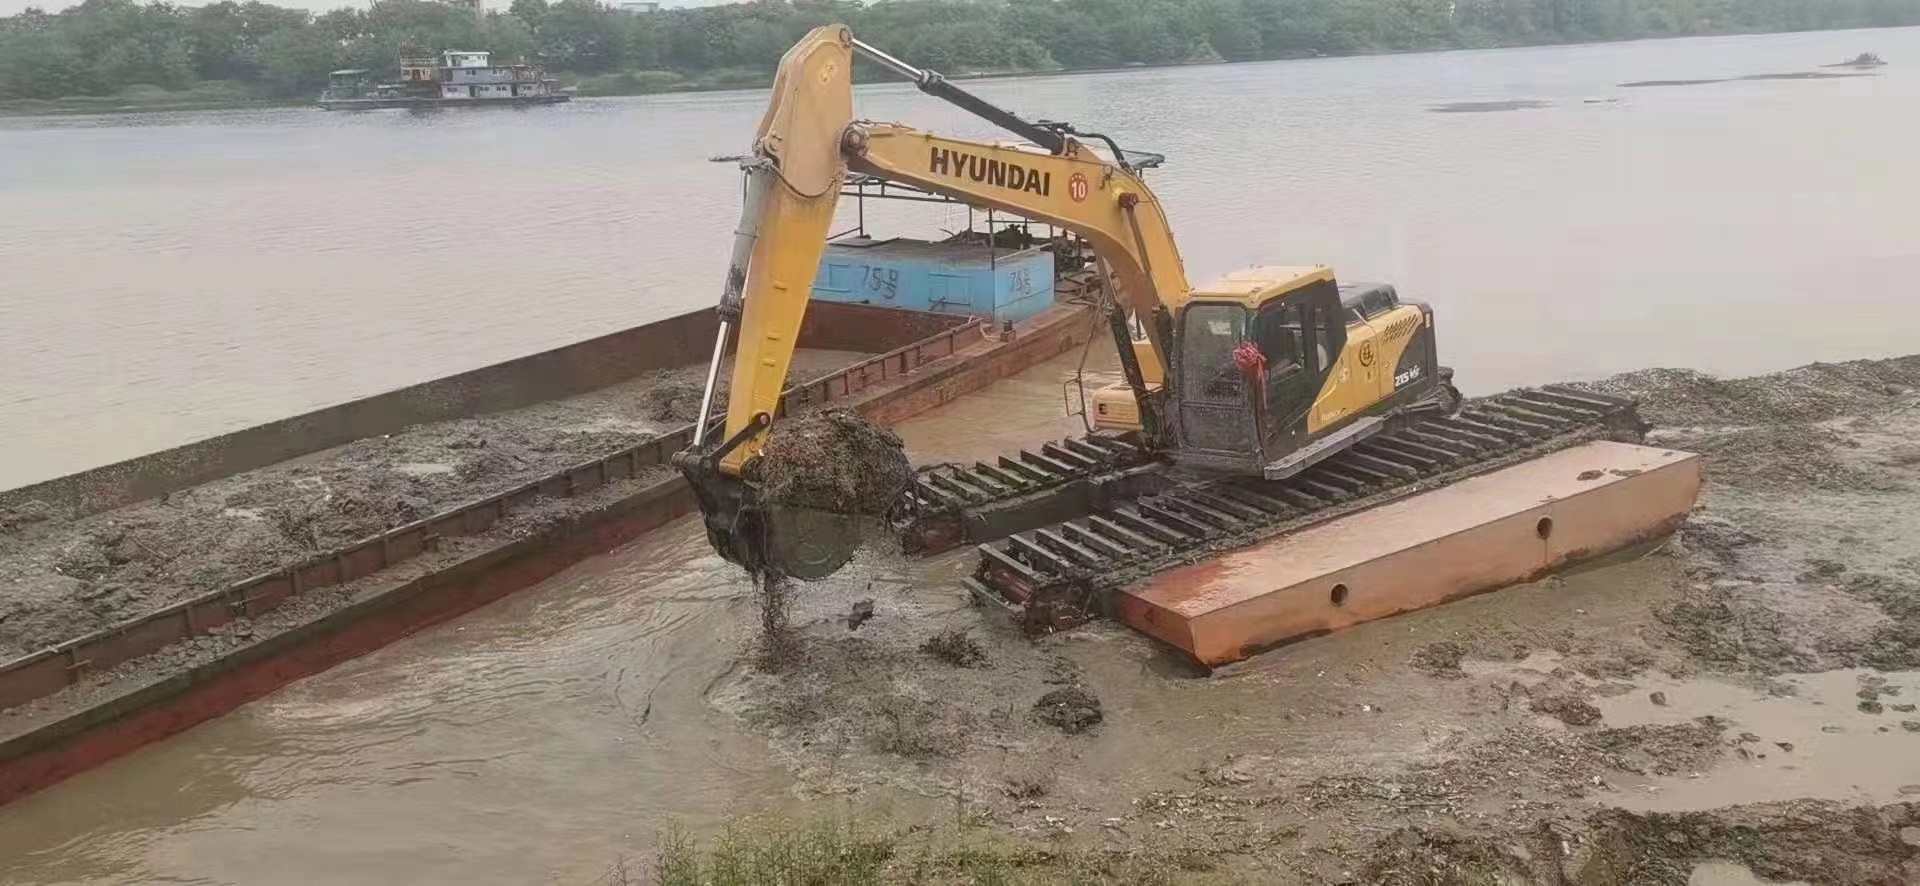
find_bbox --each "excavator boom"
[676,25,1194,578]
[697,26,1188,475]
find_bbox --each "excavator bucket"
[760,505,864,580]
[677,459,866,582]
[678,407,910,582]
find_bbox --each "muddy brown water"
[7,27,1920,490]
[0,354,1096,885]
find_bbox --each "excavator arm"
[846,127,1190,415]
[676,25,1194,579]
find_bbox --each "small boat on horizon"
[1822,52,1887,68]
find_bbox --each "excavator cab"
[1170,267,1446,479]
[1174,268,1339,473]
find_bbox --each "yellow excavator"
[676,25,1466,580]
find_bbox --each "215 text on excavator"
[673,25,1694,667]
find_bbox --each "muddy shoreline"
[711,352,1920,883]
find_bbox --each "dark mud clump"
[1409,640,1468,678]
[1360,827,1526,884]
[1033,687,1102,734]
[1683,424,1885,492]
[1835,573,1920,670]
[1657,583,1812,674]
[1580,358,1920,428]
[0,499,54,534]
[733,633,978,759]
[1581,359,1920,493]
[1586,717,1727,776]
[1364,801,1920,885]
[754,408,911,515]
[1676,513,1760,567]
[641,371,725,424]
[920,629,987,668]
[1568,801,1920,885]
[1530,693,1602,726]
[1570,645,1656,680]
[870,692,972,758]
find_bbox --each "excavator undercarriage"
[902,385,1647,634]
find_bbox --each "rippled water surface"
[4,27,1918,489]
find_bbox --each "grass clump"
[646,817,1215,885]
[654,819,893,885]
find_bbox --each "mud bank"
[0,352,859,661]
[711,352,1920,883]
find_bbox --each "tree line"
[3,0,1917,102]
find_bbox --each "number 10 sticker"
[1068,173,1089,203]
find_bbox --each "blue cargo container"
[810,237,1055,325]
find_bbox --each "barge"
[320,49,570,111]
[0,197,1101,803]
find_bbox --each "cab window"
[1180,304,1247,403]
[1254,300,1305,376]
[1314,303,1343,372]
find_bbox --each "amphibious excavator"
[676,26,1650,636]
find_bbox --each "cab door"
[1250,297,1317,456]
[1175,303,1260,463]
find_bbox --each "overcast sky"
[0,0,728,16]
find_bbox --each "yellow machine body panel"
[1306,303,1429,434]
[1092,381,1142,430]
[1190,265,1335,306]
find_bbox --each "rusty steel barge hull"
[1118,442,1701,668]
[0,301,1095,807]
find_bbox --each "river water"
[5,27,1920,490]
[3,28,1920,885]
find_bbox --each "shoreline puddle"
[1468,654,1920,811]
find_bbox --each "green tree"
[537,0,621,71]
[509,0,546,29]
[8,0,1920,104]
[0,36,92,98]
[1195,0,1264,60]
[621,10,668,69]
[257,19,336,95]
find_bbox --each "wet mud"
[706,352,1920,882]
[753,407,911,515]
[1364,800,1920,885]
[0,351,861,660]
